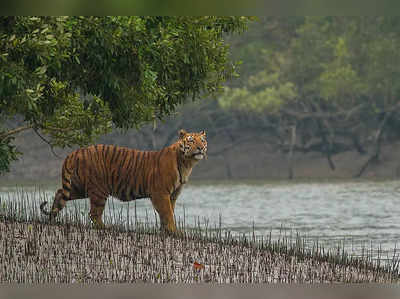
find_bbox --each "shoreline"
[0,187,398,283]
[0,219,398,283]
[0,176,398,189]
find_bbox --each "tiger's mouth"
[193,153,204,160]
[191,151,206,160]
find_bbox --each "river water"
[1,179,400,261]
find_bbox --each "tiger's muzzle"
[192,148,207,160]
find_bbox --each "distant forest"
[4,17,400,181]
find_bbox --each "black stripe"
[104,146,112,194]
[125,150,135,173]
[157,149,163,170]
[133,150,141,173]
[62,184,71,192]
[110,169,115,195]
[63,163,72,177]
[110,148,123,194]
[93,145,101,170]
[111,146,121,165]
[107,146,117,193]
[127,151,141,198]
[114,149,128,195]
[104,145,110,162]
[110,151,119,195]
[74,155,81,183]
[113,148,122,165]
[95,145,102,166]
[81,148,88,197]
[87,147,95,169]
[81,148,87,176]
[136,152,144,196]
[140,152,149,196]
[66,151,77,171]
[116,149,127,177]
[97,145,108,189]
[88,147,103,191]
[123,152,136,191]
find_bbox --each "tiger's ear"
[178,129,187,139]
[200,130,206,136]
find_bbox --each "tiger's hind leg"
[88,193,107,228]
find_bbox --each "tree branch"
[0,125,33,141]
[354,110,394,178]
[32,127,62,159]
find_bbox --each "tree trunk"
[287,125,296,180]
[326,154,336,171]
[355,112,391,178]
[151,130,157,150]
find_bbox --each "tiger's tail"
[39,201,52,216]
[40,188,67,220]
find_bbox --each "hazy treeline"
[219,17,400,178]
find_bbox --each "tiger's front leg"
[150,193,176,233]
[170,185,183,212]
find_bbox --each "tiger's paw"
[161,227,185,238]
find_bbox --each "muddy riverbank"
[0,219,398,283]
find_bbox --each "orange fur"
[40,129,207,232]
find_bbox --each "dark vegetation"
[0,16,251,174]
[0,189,398,283]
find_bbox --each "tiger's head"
[178,129,208,160]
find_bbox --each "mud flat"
[0,218,398,283]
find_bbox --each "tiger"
[40,129,207,233]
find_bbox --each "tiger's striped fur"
[40,129,207,232]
